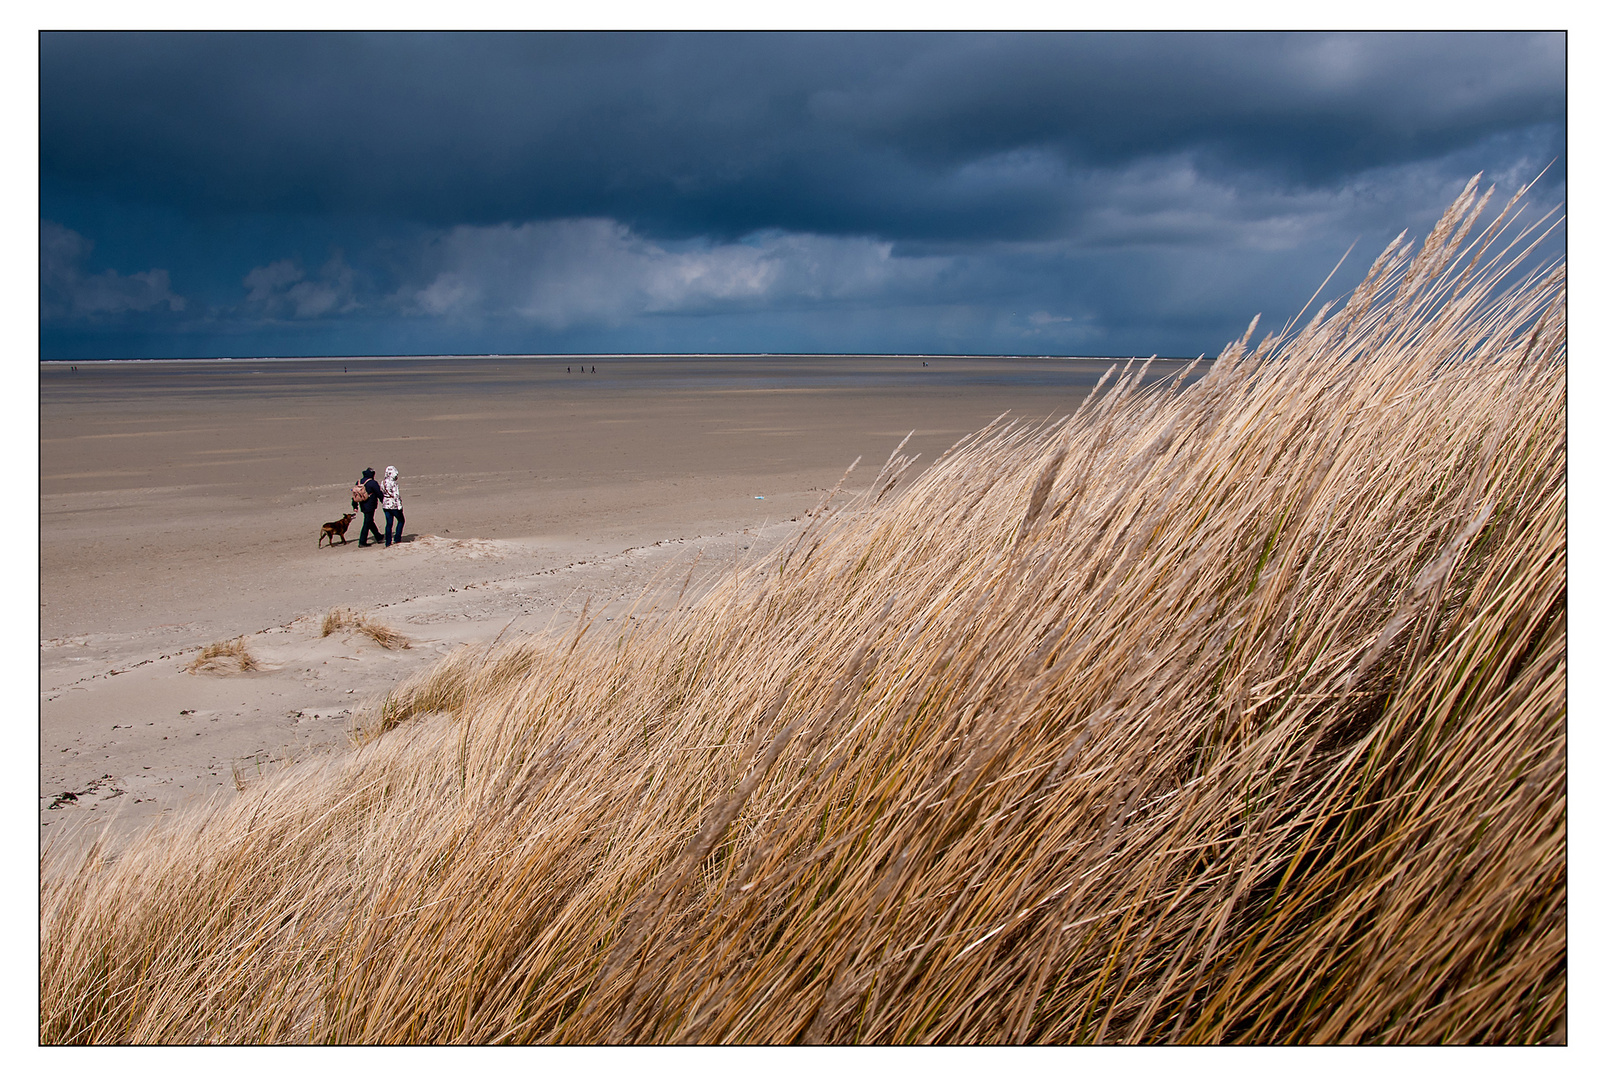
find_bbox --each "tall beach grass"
[41,179,1564,1044]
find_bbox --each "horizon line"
[41,351,1213,364]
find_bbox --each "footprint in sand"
[414,535,515,559]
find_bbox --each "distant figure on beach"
[351,467,382,547]
[591,365,596,373]
[567,366,571,373]
[380,465,405,547]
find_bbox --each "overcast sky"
[39,30,1565,360]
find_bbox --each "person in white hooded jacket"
[380,465,405,547]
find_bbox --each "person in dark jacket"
[352,467,383,547]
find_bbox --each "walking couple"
[351,465,406,548]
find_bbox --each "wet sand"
[39,354,1193,855]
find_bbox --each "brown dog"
[319,512,357,547]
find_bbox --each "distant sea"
[40,354,1207,400]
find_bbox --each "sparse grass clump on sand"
[321,606,410,650]
[41,180,1564,1044]
[185,636,259,674]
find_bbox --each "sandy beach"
[39,354,1189,856]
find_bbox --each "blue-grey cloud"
[41,221,185,320]
[397,220,953,327]
[243,252,359,319]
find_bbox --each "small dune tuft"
[321,607,410,650]
[185,636,259,675]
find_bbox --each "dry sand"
[39,355,1189,859]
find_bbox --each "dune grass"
[40,178,1564,1044]
[185,636,260,675]
[321,606,410,650]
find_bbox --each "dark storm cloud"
[38,31,1565,360]
[41,31,1563,242]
